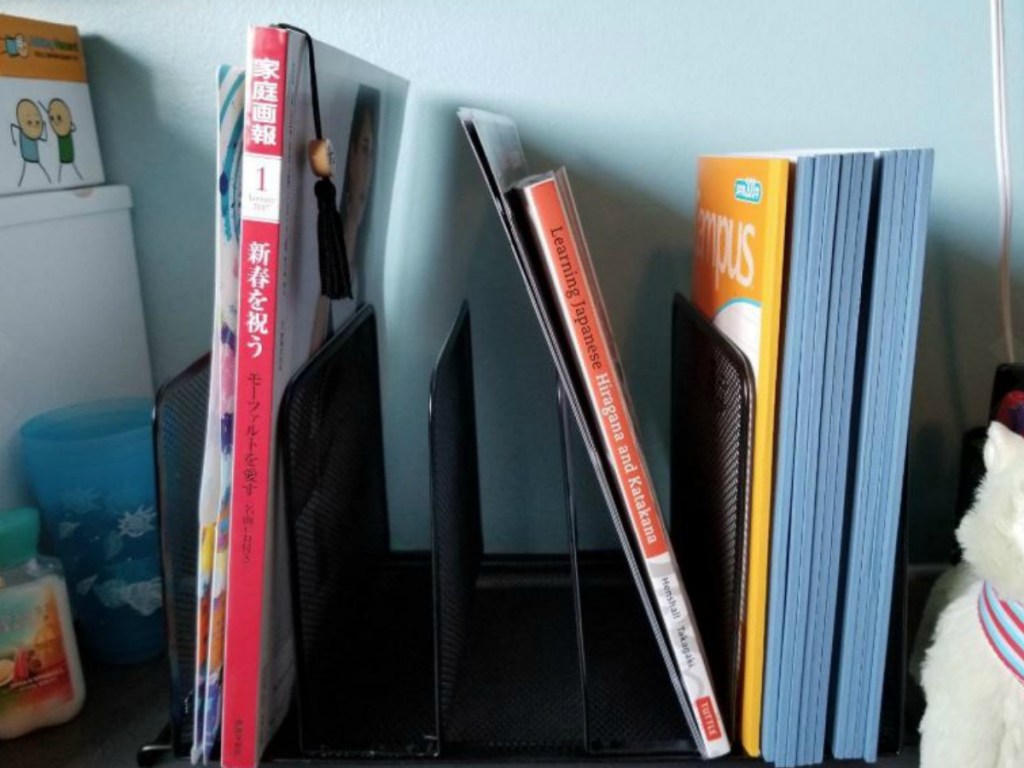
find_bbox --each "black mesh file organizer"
[152,353,211,760]
[145,296,909,765]
[669,294,754,738]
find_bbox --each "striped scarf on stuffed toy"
[978,580,1024,685]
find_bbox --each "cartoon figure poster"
[1,15,103,195]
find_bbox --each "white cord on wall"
[991,0,1015,362]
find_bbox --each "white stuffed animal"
[920,421,1024,768]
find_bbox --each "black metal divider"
[151,353,211,762]
[429,302,586,755]
[145,295,908,765]
[428,301,482,747]
[669,294,755,742]
[279,305,436,758]
[557,382,697,756]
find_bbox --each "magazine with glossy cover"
[221,26,407,768]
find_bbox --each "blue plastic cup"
[75,555,166,665]
[20,398,164,664]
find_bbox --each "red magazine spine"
[222,26,289,768]
[519,173,730,758]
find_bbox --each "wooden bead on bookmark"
[308,138,336,178]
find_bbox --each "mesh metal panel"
[154,354,210,757]
[670,294,754,737]
[443,566,584,754]
[576,555,697,754]
[429,303,484,743]
[281,305,435,757]
[430,305,584,754]
[558,380,695,756]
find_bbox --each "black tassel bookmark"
[274,23,352,300]
[313,173,349,299]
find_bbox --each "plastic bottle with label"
[0,507,86,738]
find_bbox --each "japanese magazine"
[221,26,408,768]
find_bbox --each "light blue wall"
[10,0,1022,561]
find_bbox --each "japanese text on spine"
[249,57,280,147]
[245,241,271,358]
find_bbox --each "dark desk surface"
[2,656,169,768]
[1,653,920,768]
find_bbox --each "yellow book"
[692,155,789,756]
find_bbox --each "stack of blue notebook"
[832,149,933,762]
[761,149,934,767]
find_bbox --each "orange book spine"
[222,26,289,768]
[519,173,729,758]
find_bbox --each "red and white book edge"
[221,25,290,768]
